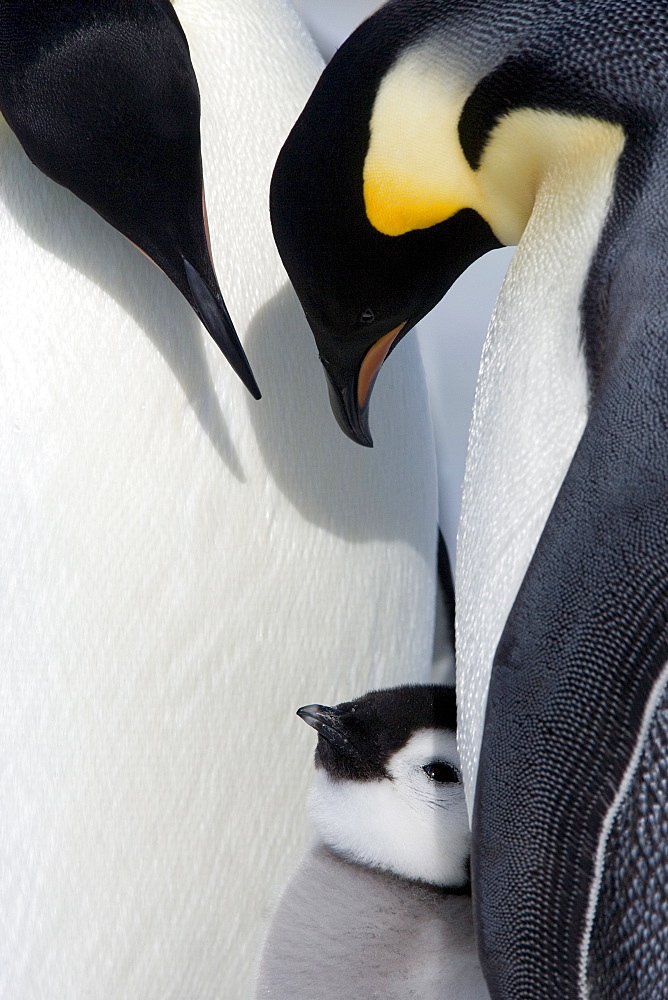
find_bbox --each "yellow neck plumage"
[363,48,624,247]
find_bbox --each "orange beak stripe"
[357,323,406,409]
[127,236,154,264]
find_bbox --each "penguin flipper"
[472,152,668,999]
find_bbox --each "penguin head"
[0,0,259,398]
[297,685,470,888]
[271,0,627,444]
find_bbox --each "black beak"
[317,323,408,448]
[322,369,373,448]
[183,258,261,400]
[297,704,356,756]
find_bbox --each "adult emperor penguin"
[0,2,438,998]
[271,1,668,997]
[0,0,259,398]
[298,684,470,888]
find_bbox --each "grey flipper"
[256,843,489,1000]
[588,689,668,998]
[473,126,668,999]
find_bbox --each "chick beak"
[297,704,353,755]
[320,323,406,448]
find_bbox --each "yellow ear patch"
[364,173,468,237]
[363,48,625,246]
[364,55,479,236]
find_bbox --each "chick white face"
[308,727,470,888]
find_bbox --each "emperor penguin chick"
[297,685,470,888]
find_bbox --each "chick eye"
[423,762,460,783]
[359,308,375,325]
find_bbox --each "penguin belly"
[456,131,623,811]
[0,2,438,997]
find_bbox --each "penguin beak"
[322,371,374,448]
[182,259,261,400]
[319,323,406,448]
[124,238,261,400]
[297,704,355,756]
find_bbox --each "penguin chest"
[456,128,625,808]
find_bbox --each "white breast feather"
[0,2,438,996]
[457,126,624,814]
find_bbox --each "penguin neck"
[456,125,625,815]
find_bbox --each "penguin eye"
[359,308,375,325]
[423,762,460,783]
